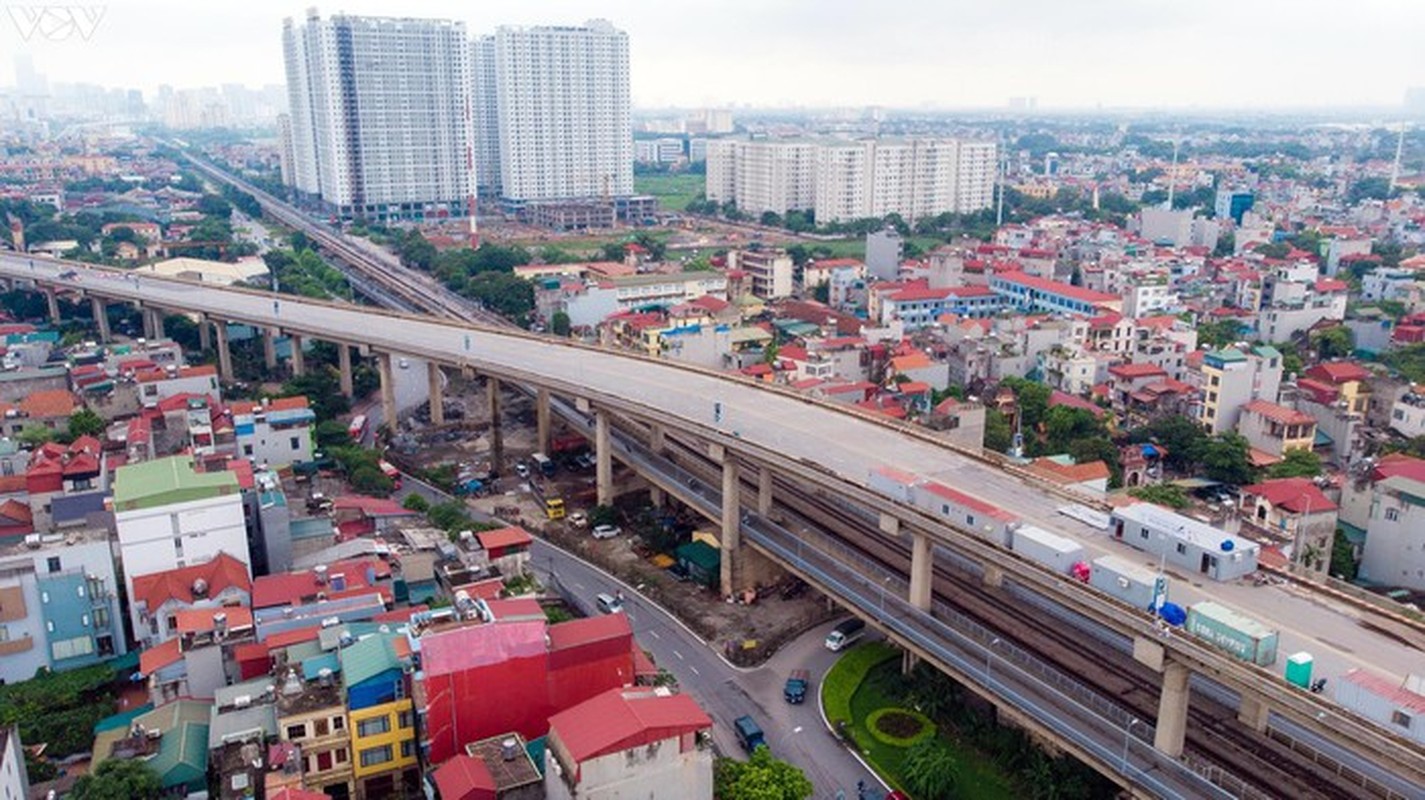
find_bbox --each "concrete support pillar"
[198,315,211,351]
[44,289,60,324]
[982,564,1004,588]
[720,456,742,597]
[150,310,164,340]
[487,377,503,470]
[377,352,397,436]
[595,410,612,506]
[757,468,774,516]
[1153,661,1191,758]
[535,388,551,455]
[337,343,353,398]
[1237,693,1270,733]
[649,423,666,454]
[263,328,278,370]
[141,308,156,340]
[909,532,933,611]
[289,335,306,377]
[649,486,665,508]
[902,650,920,676]
[91,297,110,342]
[428,363,444,425]
[213,322,233,382]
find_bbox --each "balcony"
[0,634,34,655]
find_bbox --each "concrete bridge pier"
[377,352,397,436]
[428,363,444,425]
[1153,660,1191,758]
[909,532,933,611]
[486,376,503,469]
[648,423,665,454]
[756,467,773,516]
[535,388,550,454]
[595,409,612,506]
[337,343,353,398]
[198,314,211,351]
[263,328,278,370]
[1237,693,1271,733]
[719,448,741,598]
[91,297,110,342]
[289,335,306,376]
[44,288,60,324]
[213,322,233,381]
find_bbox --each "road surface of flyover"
[4,252,1422,789]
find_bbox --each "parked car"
[514,463,530,479]
[592,524,621,539]
[595,593,624,614]
[567,511,588,529]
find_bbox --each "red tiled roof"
[1371,453,1425,484]
[130,552,251,612]
[251,558,390,608]
[1341,669,1425,714]
[264,625,322,649]
[1048,390,1106,418]
[225,459,255,490]
[1306,362,1369,385]
[174,606,254,634]
[548,688,712,766]
[1109,362,1168,379]
[919,481,1018,521]
[18,389,76,418]
[331,496,411,516]
[268,396,310,411]
[139,638,182,675]
[1242,400,1316,427]
[475,526,533,552]
[433,755,496,800]
[0,498,32,525]
[1295,378,1339,405]
[1314,278,1349,293]
[994,270,1118,303]
[1027,458,1112,485]
[1242,477,1337,513]
[547,612,633,652]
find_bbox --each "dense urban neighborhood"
[0,7,1423,800]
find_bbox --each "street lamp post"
[877,575,892,618]
[1122,718,1141,775]
[986,637,1001,682]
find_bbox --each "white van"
[596,593,624,614]
[824,618,866,651]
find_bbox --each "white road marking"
[673,650,684,660]
[573,582,585,590]
[793,726,803,733]
[647,630,660,639]
[690,666,700,676]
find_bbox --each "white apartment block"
[635,138,685,164]
[709,137,996,221]
[728,249,794,299]
[494,19,633,204]
[282,11,474,221]
[471,35,501,196]
[705,139,818,216]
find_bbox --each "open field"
[635,173,706,212]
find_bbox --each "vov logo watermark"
[6,5,106,41]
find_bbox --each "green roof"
[1206,348,1247,363]
[113,455,239,512]
[339,634,400,689]
[146,720,209,790]
[1252,345,1281,359]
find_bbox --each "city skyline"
[1,0,1423,112]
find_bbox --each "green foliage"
[983,408,1013,454]
[67,408,106,438]
[1214,231,1236,257]
[1042,406,1102,454]
[25,750,57,784]
[551,311,571,337]
[0,663,114,758]
[402,493,431,513]
[812,283,830,303]
[903,738,961,800]
[1067,435,1123,488]
[428,500,474,533]
[1198,433,1258,486]
[1330,528,1359,581]
[349,465,394,496]
[463,271,535,319]
[197,194,233,219]
[1348,177,1393,205]
[998,377,1050,432]
[398,229,437,270]
[589,504,618,527]
[714,747,814,800]
[70,758,163,800]
[17,424,52,448]
[280,369,350,423]
[1197,318,1247,349]
[1128,483,1191,509]
[1265,448,1323,479]
[1127,416,1206,474]
[221,184,263,218]
[315,419,354,450]
[821,641,898,731]
[866,707,937,748]
[1381,343,1425,384]
[265,248,351,300]
[1311,328,1355,360]
[1254,241,1291,259]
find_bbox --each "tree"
[1196,319,1246,349]
[1330,528,1359,580]
[428,500,472,533]
[1265,448,1323,479]
[812,283,830,303]
[315,419,354,450]
[17,424,52,448]
[1042,406,1104,454]
[1311,327,1355,360]
[1126,415,1207,473]
[983,408,1013,454]
[1348,177,1393,205]
[196,194,233,219]
[349,465,394,496]
[714,747,813,800]
[67,408,106,438]
[399,230,437,270]
[70,758,162,800]
[589,504,618,527]
[1068,436,1123,488]
[1128,483,1191,509]
[1254,241,1291,260]
[902,738,960,800]
[1199,433,1257,486]
[551,311,571,337]
[464,271,534,320]
[999,377,1051,432]
[402,493,430,513]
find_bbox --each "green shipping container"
[1284,652,1313,689]
[1185,601,1279,667]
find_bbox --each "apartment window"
[93,607,110,630]
[1385,507,1401,522]
[360,745,393,768]
[173,536,184,558]
[315,751,333,772]
[314,718,329,736]
[335,747,348,764]
[357,716,390,737]
[46,557,61,573]
[333,716,345,732]
[400,740,414,759]
[1176,543,1187,555]
[1391,711,1411,729]
[290,436,301,451]
[286,724,306,740]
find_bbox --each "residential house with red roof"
[1025,456,1112,498]
[1337,454,1425,591]
[136,364,221,407]
[1239,478,1338,576]
[1237,400,1317,462]
[128,552,252,648]
[989,270,1121,317]
[233,395,317,468]
[544,688,713,800]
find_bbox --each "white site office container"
[1011,525,1085,574]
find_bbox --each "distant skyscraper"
[281,10,473,223]
[491,19,632,204]
[470,35,501,196]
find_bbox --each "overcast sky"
[3,0,1423,110]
